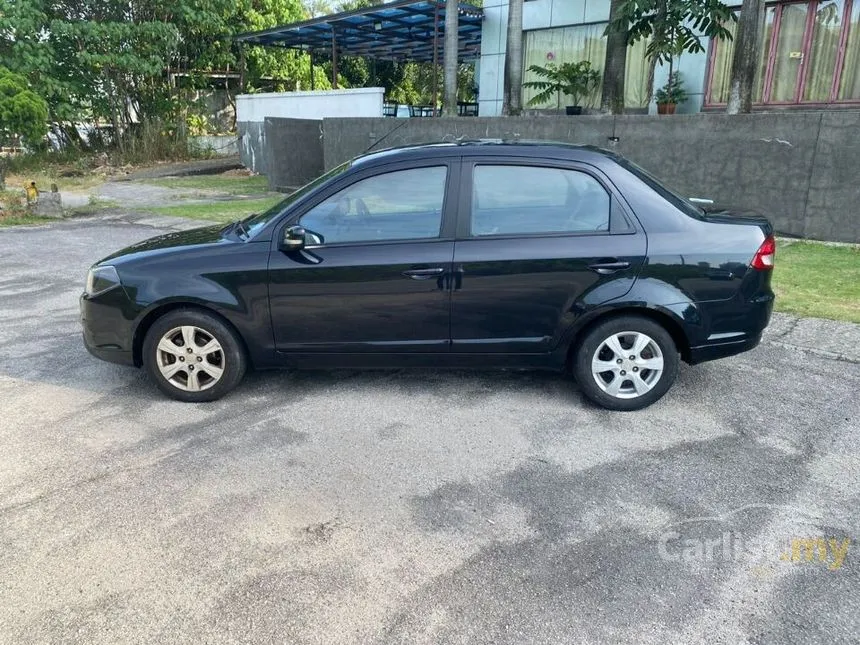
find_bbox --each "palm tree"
[443,0,459,116]
[727,0,765,113]
[601,0,628,114]
[503,0,524,115]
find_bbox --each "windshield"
[616,158,705,220]
[242,161,351,237]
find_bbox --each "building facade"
[478,0,860,115]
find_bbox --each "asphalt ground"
[1,216,858,644]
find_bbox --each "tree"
[0,66,48,188]
[726,0,764,113]
[502,0,524,115]
[0,66,48,145]
[442,0,459,116]
[602,0,629,114]
[611,0,735,99]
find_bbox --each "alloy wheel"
[591,331,664,399]
[155,325,225,392]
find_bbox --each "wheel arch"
[564,305,693,369]
[132,301,251,368]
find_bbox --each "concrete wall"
[238,121,266,174]
[263,118,323,192]
[189,135,238,157]
[236,87,385,123]
[479,0,709,115]
[237,87,385,173]
[317,112,860,243]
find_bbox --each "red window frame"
[704,0,860,107]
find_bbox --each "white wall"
[479,0,708,115]
[236,87,385,123]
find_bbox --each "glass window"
[298,166,447,245]
[804,0,846,101]
[707,8,773,105]
[838,0,860,99]
[707,0,858,105]
[523,25,652,109]
[471,166,610,236]
[242,161,351,237]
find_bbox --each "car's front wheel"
[143,309,247,402]
[573,315,680,411]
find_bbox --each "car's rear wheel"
[143,309,246,402]
[573,315,679,411]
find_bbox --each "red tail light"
[751,235,776,270]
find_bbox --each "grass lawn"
[0,213,51,227]
[773,240,860,324]
[141,175,270,195]
[145,195,284,222]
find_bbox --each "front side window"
[298,166,447,245]
[471,165,610,236]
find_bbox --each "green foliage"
[611,0,735,65]
[0,0,319,147]
[522,61,601,108]
[0,66,49,146]
[654,71,687,104]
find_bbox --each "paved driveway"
[1,217,858,644]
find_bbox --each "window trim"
[456,158,635,241]
[274,157,461,250]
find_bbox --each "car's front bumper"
[80,288,136,367]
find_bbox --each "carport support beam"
[432,2,439,114]
[239,44,247,93]
[331,30,339,89]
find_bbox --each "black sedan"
[81,141,775,411]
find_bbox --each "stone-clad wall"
[316,112,860,243]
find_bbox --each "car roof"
[351,139,622,168]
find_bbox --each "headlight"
[85,265,121,297]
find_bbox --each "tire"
[573,315,680,411]
[142,309,247,402]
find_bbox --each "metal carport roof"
[234,0,483,63]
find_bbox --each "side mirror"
[281,225,306,252]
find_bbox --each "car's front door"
[450,159,647,355]
[268,160,458,354]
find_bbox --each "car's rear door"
[450,158,646,355]
[267,158,459,354]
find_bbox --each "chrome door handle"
[402,267,445,280]
[588,261,631,275]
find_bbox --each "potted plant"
[655,71,688,115]
[523,61,601,115]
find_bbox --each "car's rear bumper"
[80,290,136,367]
[688,333,763,365]
[687,293,773,365]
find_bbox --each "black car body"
[81,141,775,410]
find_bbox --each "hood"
[98,223,235,265]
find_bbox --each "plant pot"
[657,102,676,115]
[565,106,583,116]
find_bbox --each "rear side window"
[471,165,610,236]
